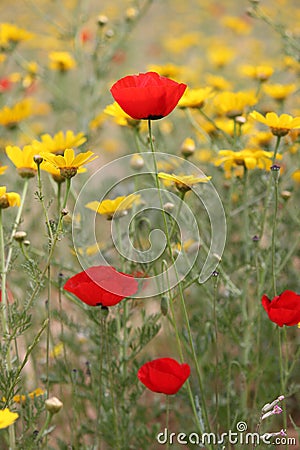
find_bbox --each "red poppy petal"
[261,294,271,313]
[64,265,138,307]
[110,72,187,120]
[137,358,190,395]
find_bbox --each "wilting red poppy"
[110,72,187,120]
[137,357,190,395]
[262,290,300,326]
[64,265,138,307]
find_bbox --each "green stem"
[272,136,281,165]
[103,318,121,449]
[147,120,212,441]
[35,411,53,444]
[198,109,233,145]
[57,181,62,218]
[259,137,281,242]
[0,209,9,339]
[46,265,51,399]
[166,395,170,450]
[37,164,53,244]
[0,209,16,450]
[278,327,287,442]
[25,178,71,312]
[271,169,279,297]
[212,274,220,429]
[165,263,203,435]
[5,179,29,272]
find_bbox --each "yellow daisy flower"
[41,161,86,183]
[158,172,211,192]
[208,45,235,68]
[147,63,183,80]
[247,130,274,148]
[0,23,33,48]
[205,74,233,91]
[250,111,300,137]
[33,130,86,154]
[6,144,38,178]
[214,117,252,136]
[0,99,33,128]
[48,51,76,71]
[0,186,20,208]
[0,165,7,175]
[292,170,300,184]
[86,194,141,220]
[214,148,281,173]
[13,388,45,404]
[240,64,274,82]
[263,83,296,101]
[222,16,251,35]
[41,148,97,178]
[89,112,107,131]
[181,138,196,157]
[214,91,257,118]
[50,343,64,359]
[178,87,214,109]
[0,408,18,429]
[103,102,140,127]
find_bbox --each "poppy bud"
[160,296,169,316]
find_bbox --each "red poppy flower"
[0,78,12,93]
[137,357,190,395]
[64,265,138,307]
[0,288,14,303]
[262,290,300,326]
[110,72,187,120]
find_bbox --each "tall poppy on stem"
[64,265,138,307]
[137,357,190,395]
[110,72,187,120]
[262,290,300,326]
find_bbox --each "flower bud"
[13,231,27,242]
[280,190,291,200]
[126,7,138,21]
[163,202,175,212]
[130,154,144,170]
[235,116,246,125]
[33,155,43,165]
[105,29,114,39]
[45,397,63,414]
[270,164,280,182]
[61,208,68,216]
[181,138,195,158]
[160,296,169,316]
[97,15,108,26]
